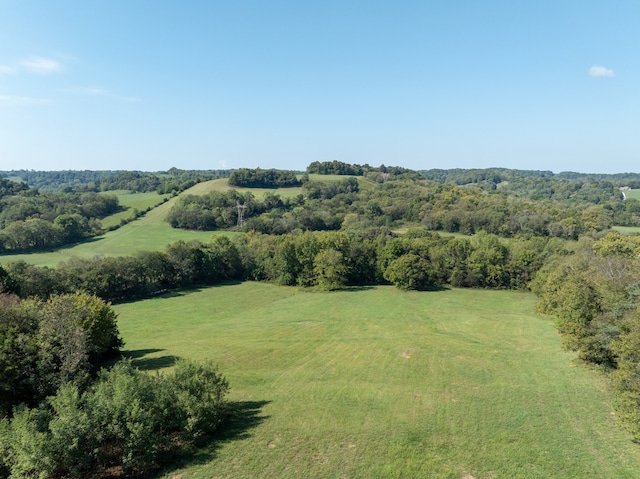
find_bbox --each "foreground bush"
[0,360,229,479]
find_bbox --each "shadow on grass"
[160,400,271,474]
[120,348,180,371]
[422,285,451,292]
[0,236,106,258]
[340,284,451,293]
[114,280,245,305]
[340,285,376,292]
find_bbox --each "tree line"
[306,160,419,179]
[2,228,557,303]
[531,231,640,439]
[1,168,230,193]
[228,168,302,188]
[0,188,119,253]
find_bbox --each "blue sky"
[0,1,637,173]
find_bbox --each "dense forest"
[0,168,230,193]
[3,163,640,476]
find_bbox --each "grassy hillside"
[190,174,375,197]
[0,176,376,267]
[0,189,223,267]
[113,284,640,479]
[99,190,171,229]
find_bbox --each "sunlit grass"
[100,191,171,229]
[623,189,640,201]
[0,187,229,268]
[113,284,640,479]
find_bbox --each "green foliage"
[0,190,118,253]
[532,231,640,438]
[0,360,229,478]
[168,360,230,438]
[167,190,286,231]
[0,293,122,415]
[228,168,301,188]
[313,249,347,290]
[611,313,640,438]
[0,265,18,295]
[383,253,436,290]
[303,177,359,200]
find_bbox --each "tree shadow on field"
[151,280,245,301]
[340,285,376,292]
[421,285,450,292]
[160,400,271,474]
[121,348,180,371]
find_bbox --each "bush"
[1,360,229,478]
[384,254,436,290]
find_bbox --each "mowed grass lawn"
[623,189,640,201]
[113,284,640,479]
[99,190,171,229]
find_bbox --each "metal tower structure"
[236,202,247,226]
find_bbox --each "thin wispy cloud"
[0,65,15,75]
[73,87,109,96]
[589,65,615,78]
[20,56,63,75]
[0,95,51,106]
[67,86,142,103]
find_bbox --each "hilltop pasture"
[0,179,305,267]
[114,283,640,479]
[0,175,367,268]
[99,190,171,229]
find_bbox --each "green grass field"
[112,284,640,479]
[623,189,640,201]
[190,174,375,198]
[99,191,171,229]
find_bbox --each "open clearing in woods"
[113,283,640,479]
[0,176,357,267]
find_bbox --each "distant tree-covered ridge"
[167,175,637,238]
[0,168,230,193]
[420,167,640,201]
[306,160,420,180]
[228,168,302,188]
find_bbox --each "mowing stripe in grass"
[113,284,640,479]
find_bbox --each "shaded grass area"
[113,283,640,479]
